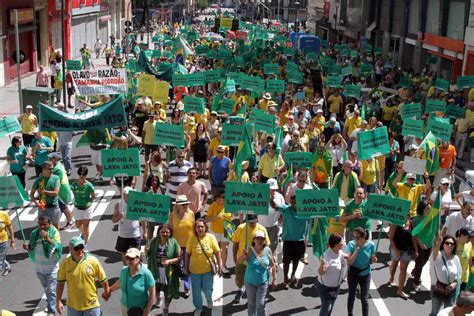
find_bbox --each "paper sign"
[71,68,128,95]
[359,64,373,74]
[187,72,205,87]
[402,119,424,138]
[0,175,29,208]
[427,118,453,143]
[0,116,21,138]
[225,181,269,215]
[240,74,265,92]
[220,18,233,29]
[295,189,340,218]
[66,60,82,71]
[401,103,422,119]
[327,64,341,75]
[357,126,391,160]
[154,123,185,147]
[172,74,189,87]
[287,71,304,84]
[365,194,411,226]
[403,156,427,175]
[221,123,244,146]
[341,66,352,76]
[263,63,280,75]
[252,109,275,133]
[326,76,342,88]
[286,61,298,73]
[284,152,313,169]
[435,78,450,91]
[457,76,474,89]
[399,76,412,88]
[345,85,361,98]
[295,91,306,100]
[204,69,223,84]
[101,148,141,177]
[425,99,447,114]
[183,96,205,114]
[127,191,171,223]
[138,74,156,96]
[195,45,209,55]
[265,79,286,93]
[445,105,466,119]
[220,98,235,115]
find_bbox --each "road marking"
[407,259,431,290]
[32,189,115,315]
[370,280,391,316]
[212,275,224,315]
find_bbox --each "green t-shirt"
[344,199,371,232]
[31,136,53,167]
[71,180,95,208]
[7,145,27,174]
[32,175,60,206]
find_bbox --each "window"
[425,0,440,35]
[446,1,465,40]
[407,0,419,34]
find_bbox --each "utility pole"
[14,10,23,114]
[61,0,67,109]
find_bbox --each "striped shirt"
[167,159,192,199]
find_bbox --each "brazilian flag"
[223,220,237,241]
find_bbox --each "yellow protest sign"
[153,81,170,104]
[220,18,233,29]
[137,74,155,96]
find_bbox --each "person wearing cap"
[430,178,453,224]
[112,187,146,264]
[209,128,228,158]
[18,105,38,147]
[133,99,148,136]
[258,142,285,183]
[142,112,158,163]
[56,236,110,315]
[167,149,193,201]
[259,178,285,259]
[232,215,270,303]
[284,114,299,135]
[31,129,54,177]
[30,161,61,229]
[6,136,28,188]
[323,116,342,143]
[393,169,431,218]
[23,215,62,315]
[209,145,231,194]
[312,109,326,133]
[258,92,272,111]
[177,168,209,219]
[237,229,277,316]
[109,247,156,316]
[434,141,457,187]
[270,191,309,289]
[442,202,474,238]
[437,290,474,315]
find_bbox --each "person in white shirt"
[442,202,474,237]
[94,39,102,58]
[437,290,474,316]
[431,178,453,224]
[455,188,474,207]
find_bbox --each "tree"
[197,0,209,11]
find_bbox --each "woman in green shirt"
[71,166,96,244]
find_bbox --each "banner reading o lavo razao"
[71,67,128,95]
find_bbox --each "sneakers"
[222,266,230,275]
[207,300,213,309]
[233,288,245,303]
[414,284,421,293]
[184,289,191,298]
[60,221,75,231]
[2,267,12,277]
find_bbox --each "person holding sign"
[341,187,371,242]
[393,172,431,218]
[270,193,309,289]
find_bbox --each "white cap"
[266,178,278,190]
[254,230,265,239]
[26,105,33,110]
[440,178,450,185]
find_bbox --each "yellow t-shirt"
[279,110,290,126]
[42,131,57,145]
[57,254,107,311]
[382,106,396,121]
[303,86,314,100]
[194,108,210,125]
[344,116,362,136]
[0,211,12,243]
[172,210,195,247]
[232,223,270,261]
[258,154,285,178]
[361,159,379,185]
[312,116,326,133]
[186,233,220,274]
[21,113,37,135]
[142,120,156,145]
[258,99,270,111]
[396,183,425,217]
[207,202,232,234]
[456,242,472,283]
[328,95,343,114]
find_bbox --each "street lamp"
[294,1,300,32]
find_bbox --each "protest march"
[1,10,474,316]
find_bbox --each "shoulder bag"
[321,254,344,300]
[198,236,217,275]
[433,252,454,300]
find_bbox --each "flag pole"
[15,208,27,242]
[245,213,248,248]
[375,221,384,252]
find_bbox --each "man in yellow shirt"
[392,172,431,217]
[142,113,157,162]
[258,142,285,182]
[56,237,110,315]
[18,105,38,147]
[328,90,343,117]
[258,92,272,111]
[232,214,270,303]
[344,110,362,138]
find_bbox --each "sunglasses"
[131,129,138,132]
[444,242,455,246]
[177,156,185,158]
[217,151,224,154]
[79,173,87,176]
[73,245,84,251]
[352,236,361,240]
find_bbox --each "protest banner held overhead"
[225,182,269,215]
[71,67,128,95]
[101,148,141,177]
[357,126,391,160]
[127,191,171,223]
[154,123,185,147]
[0,116,21,138]
[295,189,340,218]
[365,194,411,226]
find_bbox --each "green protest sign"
[154,123,185,147]
[340,47,349,57]
[221,123,244,146]
[374,47,382,55]
[365,194,410,226]
[284,152,313,169]
[218,48,232,60]
[225,79,236,93]
[286,61,298,73]
[183,96,205,114]
[445,104,466,119]
[127,191,171,223]
[0,116,21,138]
[399,76,412,88]
[206,50,218,59]
[344,84,361,98]
[0,175,29,208]
[195,44,209,55]
[220,98,235,115]
[341,66,353,76]
[101,148,141,177]
[265,79,286,93]
[283,47,295,56]
[143,50,152,60]
[287,71,304,84]
[323,57,335,67]
[263,63,280,75]
[427,118,453,143]
[172,74,189,87]
[401,103,422,119]
[326,76,342,88]
[295,189,340,218]
[457,76,474,89]
[253,109,275,133]
[240,74,265,92]
[350,50,358,58]
[402,119,424,138]
[204,69,223,84]
[157,63,172,72]
[151,50,161,58]
[435,78,450,91]
[327,64,341,75]
[225,181,269,215]
[187,72,205,87]
[359,63,373,74]
[228,72,241,85]
[39,97,127,131]
[66,60,82,71]
[306,52,318,61]
[357,126,391,160]
[425,99,446,114]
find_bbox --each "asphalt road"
[0,139,437,316]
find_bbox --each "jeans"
[36,271,57,313]
[430,289,455,316]
[347,272,371,316]
[67,306,101,316]
[315,277,337,316]
[190,272,214,311]
[60,143,73,171]
[181,247,192,291]
[0,241,10,275]
[245,281,268,316]
[412,247,431,285]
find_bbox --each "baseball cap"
[316,109,323,114]
[125,247,141,258]
[267,178,278,190]
[254,230,265,239]
[247,214,258,222]
[123,186,134,194]
[69,236,85,247]
[407,173,416,180]
[288,115,294,120]
[440,178,450,185]
[26,105,33,110]
[47,152,61,160]
[217,145,226,152]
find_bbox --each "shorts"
[74,206,94,220]
[91,150,101,166]
[58,199,72,213]
[282,240,305,264]
[211,231,229,243]
[389,247,412,262]
[144,144,158,157]
[41,206,61,225]
[115,236,142,253]
[194,154,207,163]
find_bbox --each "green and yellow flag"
[234,124,253,179]
[223,219,237,241]
[419,131,440,174]
[310,218,328,258]
[412,185,441,247]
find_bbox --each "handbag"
[176,258,188,278]
[198,237,217,275]
[321,254,344,301]
[433,252,453,300]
